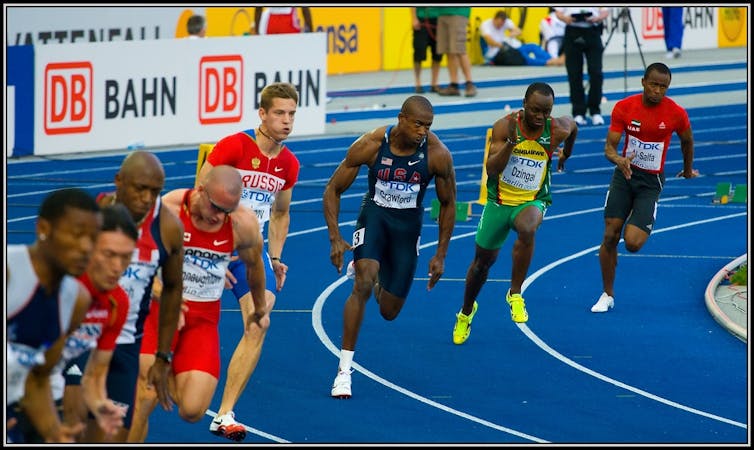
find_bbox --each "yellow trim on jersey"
[477,128,493,206]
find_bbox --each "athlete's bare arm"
[552,116,579,172]
[486,114,518,178]
[426,133,456,290]
[323,126,386,273]
[22,284,92,442]
[268,188,292,291]
[231,206,268,329]
[150,205,184,411]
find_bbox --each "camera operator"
[555,7,609,126]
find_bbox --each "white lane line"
[312,208,747,442]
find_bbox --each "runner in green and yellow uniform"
[453,82,579,344]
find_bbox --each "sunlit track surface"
[5,96,748,443]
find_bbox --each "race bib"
[627,136,664,172]
[372,179,420,209]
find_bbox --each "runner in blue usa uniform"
[323,95,457,399]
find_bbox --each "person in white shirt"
[480,11,560,67]
[540,8,566,63]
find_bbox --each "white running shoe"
[591,292,615,313]
[591,114,605,126]
[574,115,587,126]
[331,368,353,399]
[346,260,355,280]
[209,411,247,442]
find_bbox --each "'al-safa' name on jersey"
[364,125,432,211]
[488,113,554,206]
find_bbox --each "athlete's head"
[195,164,242,227]
[259,82,299,142]
[641,62,672,106]
[87,203,138,291]
[522,82,555,129]
[114,151,165,224]
[397,95,434,146]
[36,187,102,278]
[260,82,299,110]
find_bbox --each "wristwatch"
[155,351,172,364]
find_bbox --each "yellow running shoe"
[452,301,478,345]
[506,290,528,323]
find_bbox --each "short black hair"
[645,62,672,81]
[401,95,433,116]
[524,82,555,102]
[38,188,99,222]
[101,203,138,241]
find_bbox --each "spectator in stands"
[662,7,684,59]
[540,8,566,65]
[411,7,442,94]
[187,14,206,39]
[435,7,477,97]
[555,7,610,126]
[255,7,313,35]
[480,11,561,67]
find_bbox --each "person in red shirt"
[128,165,267,442]
[196,82,301,441]
[254,7,312,35]
[57,204,137,441]
[592,62,698,313]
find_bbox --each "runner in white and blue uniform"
[6,188,101,443]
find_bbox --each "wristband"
[155,351,172,364]
[271,257,281,262]
[506,137,517,146]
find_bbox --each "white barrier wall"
[32,33,327,156]
[602,7,720,55]
[7,6,189,46]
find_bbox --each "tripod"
[604,7,646,94]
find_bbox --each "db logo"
[199,55,243,124]
[641,7,665,39]
[44,62,93,135]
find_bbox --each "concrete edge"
[704,253,748,343]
